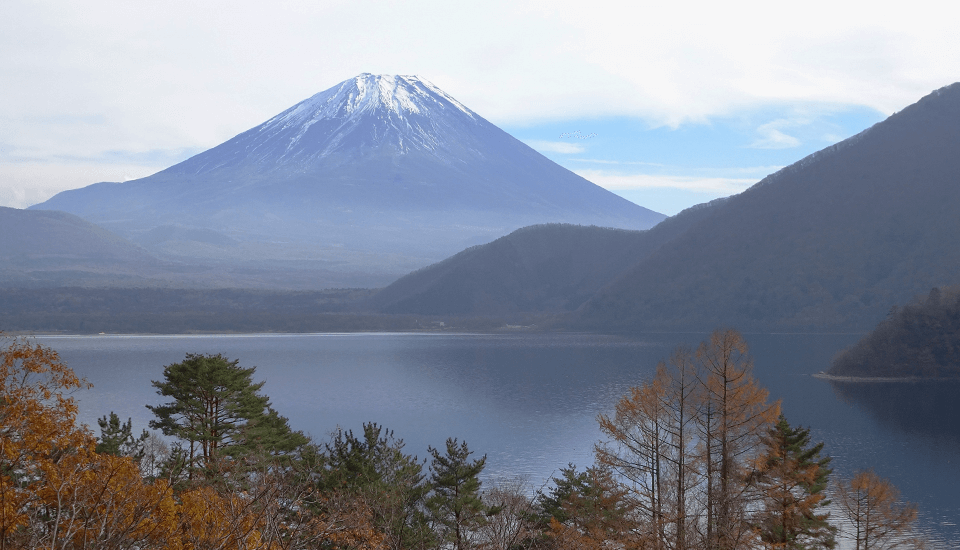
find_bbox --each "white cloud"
[747,119,803,149]
[575,170,757,194]
[525,140,585,154]
[750,129,801,149]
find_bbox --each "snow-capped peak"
[266,74,478,130]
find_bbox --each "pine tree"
[234,406,308,460]
[750,414,836,549]
[146,353,303,476]
[538,464,638,550]
[427,438,489,550]
[321,423,433,550]
[96,411,149,458]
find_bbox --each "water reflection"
[825,379,960,547]
[829,379,960,444]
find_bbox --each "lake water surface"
[35,332,960,547]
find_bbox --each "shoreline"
[812,371,952,383]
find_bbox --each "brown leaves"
[35,450,179,550]
[1,336,93,548]
[835,470,919,550]
[595,329,783,550]
[0,336,388,550]
[1,337,181,550]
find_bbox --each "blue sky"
[505,104,886,214]
[0,0,956,214]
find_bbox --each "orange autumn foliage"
[177,485,269,550]
[35,449,179,549]
[1,337,91,547]
[1,337,179,549]
[836,470,918,550]
[1,337,389,550]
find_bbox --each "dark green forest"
[830,286,960,378]
[0,287,522,333]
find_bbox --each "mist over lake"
[36,331,960,547]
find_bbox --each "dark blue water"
[34,332,960,547]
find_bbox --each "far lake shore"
[812,371,953,383]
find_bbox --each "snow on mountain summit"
[170,74,489,174]
[269,74,478,127]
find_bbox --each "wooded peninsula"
[830,286,960,379]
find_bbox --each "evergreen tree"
[750,414,836,549]
[538,464,638,549]
[95,411,149,459]
[322,423,433,550]
[538,464,589,526]
[146,353,303,476]
[427,438,490,550]
[235,406,308,460]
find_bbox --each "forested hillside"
[829,286,960,378]
[373,224,650,316]
[572,83,960,332]
[373,201,725,317]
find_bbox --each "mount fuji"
[32,74,664,286]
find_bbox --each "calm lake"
[35,332,960,546]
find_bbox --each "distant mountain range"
[30,74,663,285]
[377,83,960,332]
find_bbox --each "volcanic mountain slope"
[571,83,960,332]
[32,74,663,284]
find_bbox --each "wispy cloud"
[569,158,664,167]
[572,160,782,177]
[575,170,757,194]
[749,120,801,149]
[525,140,586,154]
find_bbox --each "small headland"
[826,286,960,380]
